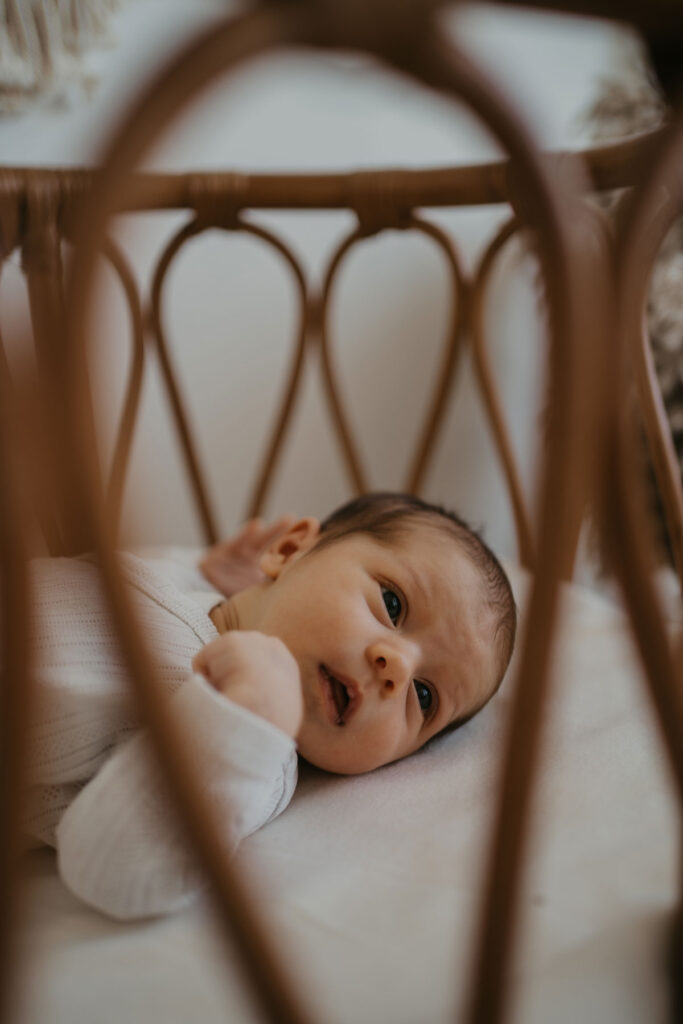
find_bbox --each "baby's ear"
[260,517,320,579]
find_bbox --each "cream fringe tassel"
[1,0,119,112]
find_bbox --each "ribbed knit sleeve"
[55,673,297,920]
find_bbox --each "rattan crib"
[2,3,683,1023]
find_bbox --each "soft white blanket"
[14,562,679,1024]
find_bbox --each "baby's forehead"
[383,518,479,573]
[393,514,477,556]
[381,524,488,615]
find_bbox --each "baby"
[22,492,516,919]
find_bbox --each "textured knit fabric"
[22,551,298,920]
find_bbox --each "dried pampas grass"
[1,0,120,113]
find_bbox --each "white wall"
[0,0,627,558]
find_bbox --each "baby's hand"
[192,632,303,740]
[199,517,296,597]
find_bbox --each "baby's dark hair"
[317,492,516,731]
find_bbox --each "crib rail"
[0,125,671,568]
[0,126,665,211]
[1,3,682,1024]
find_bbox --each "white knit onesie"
[22,550,297,920]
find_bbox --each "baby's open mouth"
[319,664,359,726]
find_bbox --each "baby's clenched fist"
[192,631,303,740]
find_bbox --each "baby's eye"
[414,681,433,715]
[381,586,402,625]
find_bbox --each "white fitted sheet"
[14,560,679,1024]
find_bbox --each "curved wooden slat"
[318,211,469,500]
[99,238,146,540]
[0,342,32,1024]
[610,114,683,806]
[317,224,372,494]
[21,181,88,555]
[623,191,683,588]
[149,217,221,545]
[236,222,309,520]
[0,171,21,259]
[150,214,310,534]
[470,217,535,569]
[403,214,469,497]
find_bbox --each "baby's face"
[257,522,497,774]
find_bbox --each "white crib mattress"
[14,562,679,1024]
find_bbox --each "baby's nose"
[368,642,415,694]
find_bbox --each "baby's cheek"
[298,683,318,724]
[362,704,418,764]
[370,719,406,762]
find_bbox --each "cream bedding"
[14,561,679,1024]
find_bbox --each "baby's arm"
[199,517,295,596]
[55,635,301,920]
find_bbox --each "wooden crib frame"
[2,2,683,1023]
